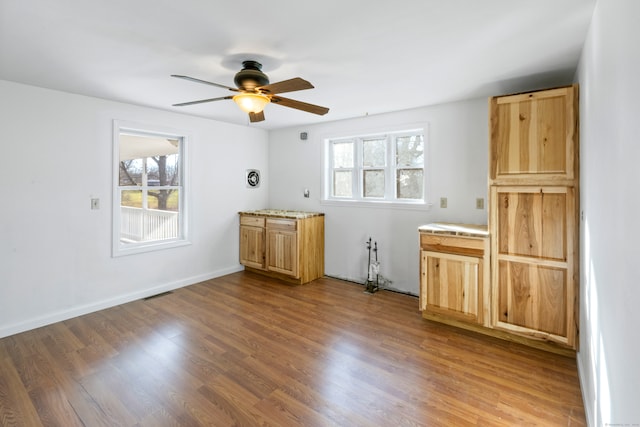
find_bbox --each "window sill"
[112,239,191,257]
[320,199,433,211]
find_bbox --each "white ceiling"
[0,0,596,130]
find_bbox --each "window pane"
[145,190,180,241]
[121,189,143,208]
[147,189,179,211]
[397,168,423,199]
[333,170,352,197]
[120,190,180,244]
[363,170,385,198]
[332,141,354,168]
[119,159,143,186]
[149,152,180,186]
[396,135,424,167]
[363,138,386,167]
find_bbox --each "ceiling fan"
[171,60,329,123]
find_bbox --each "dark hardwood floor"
[0,271,586,426]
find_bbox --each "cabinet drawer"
[266,218,297,231]
[241,216,265,227]
[420,234,485,257]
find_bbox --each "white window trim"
[112,120,191,257]
[321,123,432,210]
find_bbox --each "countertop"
[418,222,489,238]
[239,209,325,219]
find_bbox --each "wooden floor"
[0,272,586,426]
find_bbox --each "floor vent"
[143,291,173,301]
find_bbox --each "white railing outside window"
[120,206,179,242]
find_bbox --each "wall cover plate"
[246,169,260,188]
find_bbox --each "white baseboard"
[324,273,418,297]
[0,265,244,339]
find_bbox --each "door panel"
[493,89,570,177]
[267,229,298,277]
[497,260,567,337]
[240,225,265,269]
[496,188,567,261]
[422,250,481,323]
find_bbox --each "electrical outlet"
[476,198,484,209]
[440,197,447,208]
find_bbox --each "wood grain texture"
[239,225,265,269]
[497,260,568,336]
[496,187,568,261]
[266,228,298,276]
[489,85,578,186]
[419,234,486,257]
[297,215,325,283]
[491,185,577,348]
[423,251,480,321]
[0,272,585,426]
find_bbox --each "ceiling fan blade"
[172,96,233,107]
[270,96,329,116]
[249,111,265,123]
[258,77,314,95]
[171,75,238,92]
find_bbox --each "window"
[112,121,190,256]
[324,127,427,207]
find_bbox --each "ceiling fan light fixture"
[233,93,270,114]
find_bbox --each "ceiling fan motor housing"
[234,60,269,91]
[171,59,329,123]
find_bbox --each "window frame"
[322,124,430,210]
[112,120,191,257]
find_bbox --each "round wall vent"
[246,169,260,188]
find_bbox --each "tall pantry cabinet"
[489,85,579,350]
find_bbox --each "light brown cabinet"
[419,224,490,327]
[489,85,579,351]
[418,85,579,356]
[489,85,578,185]
[239,211,324,285]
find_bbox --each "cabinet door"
[489,85,577,185]
[490,186,577,348]
[266,228,298,277]
[239,225,265,269]
[421,250,482,324]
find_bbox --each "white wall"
[576,0,640,425]
[0,80,269,338]
[268,99,488,294]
